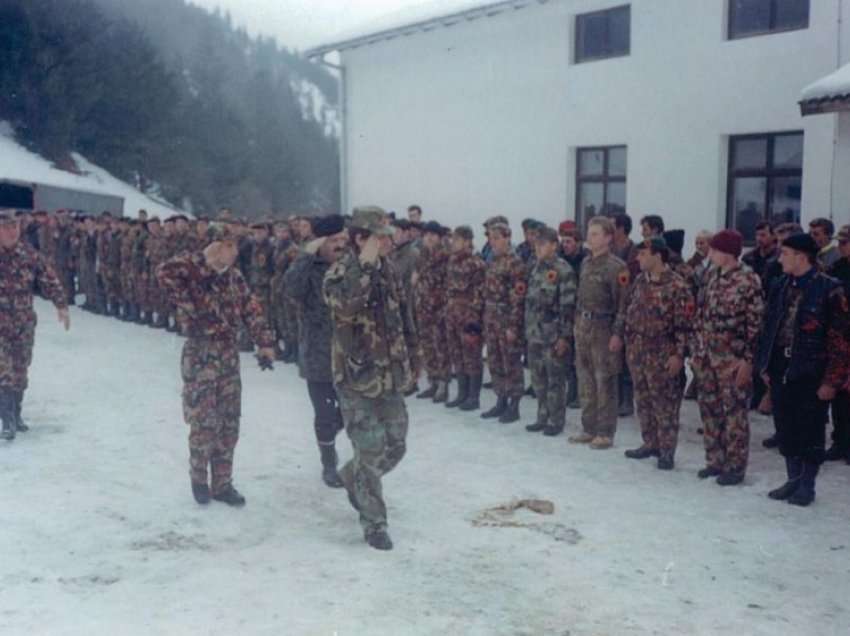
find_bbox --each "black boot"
[192,482,211,504]
[768,456,802,500]
[481,395,508,419]
[624,446,657,460]
[762,435,779,449]
[459,373,482,411]
[543,419,565,436]
[0,390,16,441]
[212,485,246,507]
[566,374,580,409]
[618,374,634,417]
[787,461,819,507]
[526,420,547,433]
[13,390,27,432]
[432,380,448,403]
[417,383,437,399]
[498,396,520,422]
[365,528,393,551]
[319,444,344,488]
[446,375,469,408]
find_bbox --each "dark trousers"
[769,370,829,464]
[307,381,344,445]
[830,392,850,451]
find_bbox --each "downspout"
[830,0,843,219]
[313,55,348,215]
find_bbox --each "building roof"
[304,0,549,58]
[800,62,850,116]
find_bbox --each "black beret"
[521,218,540,231]
[391,218,412,231]
[312,214,346,238]
[421,221,442,235]
[662,230,685,254]
[782,233,819,257]
[453,225,474,241]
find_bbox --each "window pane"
[769,176,802,225]
[730,0,771,38]
[605,181,627,216]
[579,149,605,176]
[775,0,809,31]
[732,177,767,242]
[733,138,768,170]
[578,182,605,223]
[773,134,804,169]
[608,6,631,56]
[576,13,609,61]
[608,147,627,177]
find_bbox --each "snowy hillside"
[291,76,342,138]
[2,299,850,635]
[0,123,183,218]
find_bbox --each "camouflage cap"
[535,225,559,244]
[838,225,850,242]
[488,222,511,237]
[207,222,234,242]
[637,237,669,254]
[453,225,474,241]
[483,215,509,228]
[350,206,394,236]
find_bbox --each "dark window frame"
[726,131,804,240]
[575,145,627,226]
[728,0,810,40]
[574,4,631,64]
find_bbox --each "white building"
[307,0,850,246]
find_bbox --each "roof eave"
[800,95,850,116]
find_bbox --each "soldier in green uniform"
[524,226,577,436]
[568,216,629,450]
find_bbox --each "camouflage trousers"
[627,342,683,460]
[418,309,450,382]
[337,389,409,534]
[135,272,150,312]
[693,355,750,475]
[575,318,622,438]
[0,321,36,391]
[103,270,122,305]
[282,295,299,346]
[528,341,568,427]
[120,272,135,305]
[484,311,524,398]
[181,337,242,493]
[445,304,483,375]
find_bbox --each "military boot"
[566,376,580,409]
[480,395,508,419]
[445,375,469,409]
[498,396,520,422]
[212,485,246,507]
[787,461,819,507]
[525,420,547,433]
[543,418,565,436]
[192,482,211,505]
[417,382,437,399]
[0,390,16,441]
[13,390,27,432]
[319,444,344,489]
[768,456,802,501]
[432,380,448,403]
[365,528,393,551]
[459,373,482,411]
[618,374,634,417]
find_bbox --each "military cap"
[637,236,669,254]
[148,216,161,224]
[453,225,474,241]
[350,206,394,236]
[521,218,541,231]
[782,233,819,258]
[313,214,346,238]
[662,229,685,254]
[409,221,424,232]
[488,222,511,237]
[483,215,509,228]
[207,223,234,242]
[535,225,559,244]
[710,229,743,258]
[169,214,189,223]
[163,216,175,224]
[421,221,444,236]
[837,226,850,242]
[391,218,413,231]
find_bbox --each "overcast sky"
[188,0,430,50]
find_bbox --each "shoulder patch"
[617,270,630,287]
[515,281,528,295]
[546,269,558,284]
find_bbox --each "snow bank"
[0,122,183,218]
[801,62,850,103]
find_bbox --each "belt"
[578,310,613,321]
[783,346,792,359]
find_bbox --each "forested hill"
[0,0,340,217]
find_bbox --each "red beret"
[710,229,743,258]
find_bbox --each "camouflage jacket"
[391,240,420,301]
[147,234,170,270]
[525,255,577,345]
[415,243,449,314]
[696,263,763,364]
[247,239,275,292]
[483,251,527,331]
[323,250,416,398]
[624,267,693,359]
[156,252,274,346]
[169,232,196,259]
[120,230,136,273]
[445,250,486,321]
[576,251,630,337]
[107,231,123,270]
[132,230,150,275]
[0,241,67,338]
[284,253,334,382]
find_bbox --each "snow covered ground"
[2,299,849,635]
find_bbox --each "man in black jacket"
[756,234,850,506]
[284,215,349,488]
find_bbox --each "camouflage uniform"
[624,267,693,461]
[445,250,486,375]
[78,230,100,311]
[104,229,123,314]
[120,228,137,318]
[323,241,416,541]
[525,256,577,431]
[415,243,450,384]
[270,238,296,354]
[693,264,763,477]
[0,236,67,438]
[156,252,274,496]
[573,252,629,442]
[147,230,171,326]
[391,239,421,384]
[132,226,151,322]
[483,251,527,399]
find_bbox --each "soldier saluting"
[0,210,70,440]
[757,233,850,506]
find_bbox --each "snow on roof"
[0,122,184,218]
[304,0,543,57]
[800,62,850,115]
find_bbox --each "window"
[728,0,809,40]
[576,146,627,226]
[575,5,630,63]
[727,132,803,242]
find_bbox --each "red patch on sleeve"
[545,270,558,284]
[684,300,696,318]
[515,281,527,295]
[618,271,630,287]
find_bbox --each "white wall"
[339,0,848,250]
